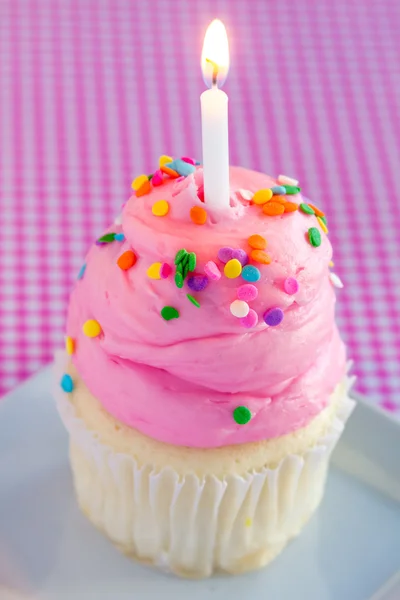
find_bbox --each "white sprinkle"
[277,174,299,186]
[114,214,123,225]
[230,299,250,318]
[237,189,254,201]
[329,272,344,289]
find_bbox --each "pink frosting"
[66,167,346,448]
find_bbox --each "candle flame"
[201,19,230,88]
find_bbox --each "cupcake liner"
[54,351,355,578]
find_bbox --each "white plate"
[0,368,399,600]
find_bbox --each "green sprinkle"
[233,406,252,425]
[161,306,180,321]
[187,294,200,308]
[183,263,190,279]
[188,252,196,272]
[284,185,301,195]
[147,173,154,181]
[97,233,116,243]
[176,261,184,275]
[320,215,327,226]
[175,248,188,265]
[308,227,322,247]
[175,271,184,288]
[300,203,315,215]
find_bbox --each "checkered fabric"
[1,0,399,417]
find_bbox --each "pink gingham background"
[0,0,399,416]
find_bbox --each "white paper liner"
[54,351,355,578]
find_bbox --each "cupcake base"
[54,352,355,578]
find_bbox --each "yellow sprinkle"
[253,189,273,205]
[317,216,329,234]
[65,336,75,355]
[224,258,242,279]
[329,260,334,268]
[159,154,174,167]
[147,262,162,279]
[131,174,148,191]
[152,200,169,217]
[245,517,252,528]
[82,319,102,338]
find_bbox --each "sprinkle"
[97,233,115,243]
[307,203,325,217]
[245,518,253,528]
[253,189,273,205]
[230,299,250,318]
[159,263,171,279]
[237,189,254,201]
[159,154,174,167]
[60,373,74,393]
[250,250,271,265]
[187,294,200,307]
[131,174,148,191]
[204,261,221,281]
[308,227,322,247]
[263,202,285,216]
[330,272,344,289]
[263,307,284,327]
[82,319,102,338]
[77,264,86,280]
[237,284,258,302]
[240,309,258,328]
[190,205,207,225]
[272,195,287,205]
[152,169,164,186]
[175,248,188,265]
[197,186,205,202]
[65,336,75,355]
[242,265,261,282]
[283,185,301,195]
[161,306,180,321]
[187,274,209,292]
[278,175,299,187]
[175,272,184,288]
[152,200,169,217]
[300,203,315,215]
[283,277,299,295]
[224,258,242,279]
[248,234,267,250]
[271,185,286,195]
[317,216,329,234]
[135,180,152,196]
[284,202,299,213]
[329,260,335,268]
[181,156,197,165]
[218,247,234,263]
[232,248,249,266]
[233,406,252,425]
[117,250,137,271]
[161,164,179,178]
[166,159,196,177]
[176,261,184,275]
[188,252,197,272]
[114,233,125,241]
[147,262,162,279]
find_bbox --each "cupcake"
[55,160,354,578]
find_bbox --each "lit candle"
[201,19,230,209]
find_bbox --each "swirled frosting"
[66,166,346,448]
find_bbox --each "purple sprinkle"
[283,277,299,295]
[232,248,249,266]
[240,309,258,329]
[187,274,209,292]
[217,247,234,263]
[95,240,107,246]
[263,307,284,327]
[237,284,258,302]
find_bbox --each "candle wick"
[206,58,219,87]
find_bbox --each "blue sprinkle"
[166,159,196,177]
[114,233,125,242]
[241,265,261,283]
[77,264,86,280]
[60,373,74,393]
[271,185,286,195]
[195,160,201,166]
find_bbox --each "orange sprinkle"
[250,250,271,264]
[160,164,179,178]
[307,203,325,217]
[273,195,287,205]
[284,202,299,213]
[263,201,285,216]
[117,250,137,271]
[135,180,151,197]
[190,205,207,225]
[248,234,267,250]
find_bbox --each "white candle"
[201,19,230,209]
